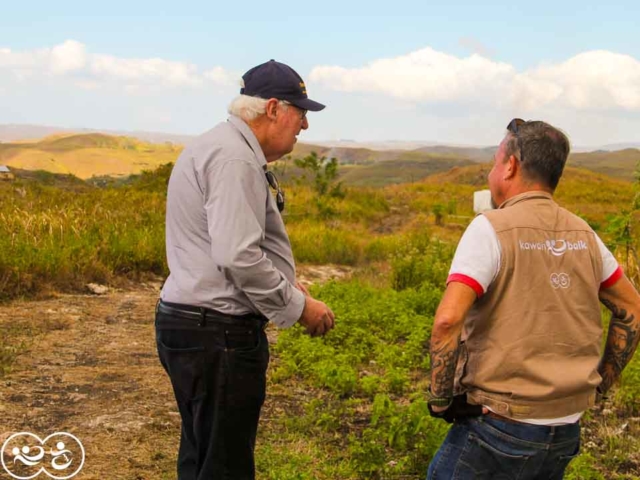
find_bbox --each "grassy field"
[1,144,640,478]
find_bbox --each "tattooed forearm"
[429,335,461,398]
[598,299,640,394]
[601,299,634,324]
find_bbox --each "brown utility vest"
[458,191,603,419]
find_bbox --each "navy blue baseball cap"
[240,59,325,112]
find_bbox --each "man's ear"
[504,154,519,180]
[265,98,279,121]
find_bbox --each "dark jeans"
[427,415,581,480]
[155,302,269,480]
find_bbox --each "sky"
[1,0,639,146]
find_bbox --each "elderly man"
[426,119,640,479]
[156,60,335,480]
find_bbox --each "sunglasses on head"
[506,118,526,163]
[265,170,285,213]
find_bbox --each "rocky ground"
[0,266,352,480]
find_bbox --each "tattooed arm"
[429,282,477,410]
[598,275,640,396]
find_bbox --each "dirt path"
[0,285,180,479]
[0,266,351,480]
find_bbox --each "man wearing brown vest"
[426,119,640,479]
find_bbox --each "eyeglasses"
[506,118,526,163]
[265,170,285,212]
[282,101,307,121]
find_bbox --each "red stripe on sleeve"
[447,273,484,297]
[600,266,623,290]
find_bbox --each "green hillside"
[339,153,475,187]
[568,148,640,181]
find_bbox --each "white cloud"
[204,66,236,86]
[90,54,201,87]
[0,46,47,77]
[529,51,640,110]
[310,48,514,103]
[310,48,640,112]
[0,40,234,91]
[50,40,87,74]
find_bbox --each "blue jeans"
[427,415,580,480]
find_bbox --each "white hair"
[227,94,289,122]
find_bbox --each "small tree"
[293,152,345,219]
[294,152,344,198]
[432,203,445,226]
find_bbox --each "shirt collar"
[228,115,268,170]
[499,190,554,209]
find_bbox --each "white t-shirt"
[448,215,622,425]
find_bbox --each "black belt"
[156,300,268,329]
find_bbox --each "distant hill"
[2,130,639,185]
[289,143,494,167]
[414,145,496,163]
[567,148,640,181]
[582,142,640,151]
[338,153,475,187]
[0,133,181,179]
[0,124,194,145]
[290,144,401,165]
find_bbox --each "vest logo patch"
[550,272,571,289]
[519,239,588,256]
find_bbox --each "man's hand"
[298,296,335,337]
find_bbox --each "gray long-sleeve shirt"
[160,115,305,328]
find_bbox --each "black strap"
[157,300,267,328]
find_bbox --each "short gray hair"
[505,121,571,191]
[227,94,289,122]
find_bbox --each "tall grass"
[0,177,167,299]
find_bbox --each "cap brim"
[289,97,325,112]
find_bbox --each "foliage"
[0,174,167,299]
[294,152,343,198]
[269,279,448,477]
[2,158,640,478]
[389,235,454,291]
[565,453,606,480]
[292,152,345,219]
